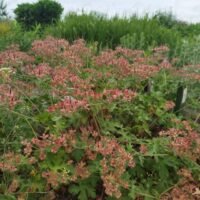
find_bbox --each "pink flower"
[29,63,52,78]
[48,96,88,114]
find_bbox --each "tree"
[0,0,8,20]
[14,0,63,30]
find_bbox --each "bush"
[14,0,63,30]
[0,37,199,199]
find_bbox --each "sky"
[5,0,200,23]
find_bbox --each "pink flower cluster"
[94,45,170,79]
[132,64,161,79]
[172,69,200,81]
[67,39,91,58]
[28,63,52,78]
[22,130,77,160]
[103,89,137,101]
[164,100,175,111]
[48,96,88,114]
[32,36,69,58]
[96,137,135,198]
[0,152,21,172]
[0,84,18,108]
[32,37,91,68]
[152,45,169,53]
[42,170,69,188]
[159,121,200,160]
[0,48,34,67]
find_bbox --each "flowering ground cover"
[0,37,199,200]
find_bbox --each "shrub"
[14,0,63,30]
[0,37,199,199]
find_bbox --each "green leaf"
[71,149,85,162]
[68,184,80,195]
[0,194,16,200]
[69,177,98,200]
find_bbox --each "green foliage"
[152,11,200,40]
[43,11,200,60]
[0,22,41,51]
[0,20,12,37]
[14,0,63,30]
[0,20,200,200]
[0,0,8,20]
[69,177,98,200]
[2,10,200,61]
[175,36,200,66]
[45,12,181,51]
[153,11,181,29]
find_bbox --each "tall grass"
[45,12,182,52]
[2,11,200,62]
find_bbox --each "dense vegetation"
[0,36,199,200]
[1,10,200,65]
[0,1,200,199]
[14,0,63,30]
